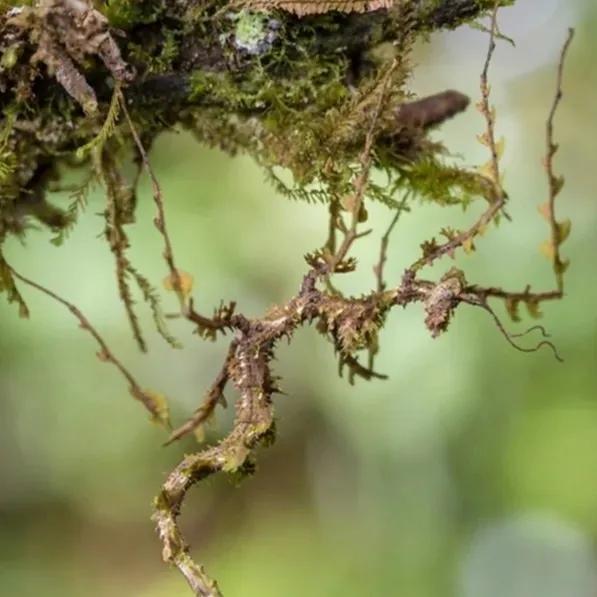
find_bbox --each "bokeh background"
[1,0,596,595]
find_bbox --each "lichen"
[231,10,280,55]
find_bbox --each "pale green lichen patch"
[231,10,280,55]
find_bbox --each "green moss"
[128,28,181,75]
[101,0,161,30]
[0,0,33,9]
[418,0,516,32]
[0,43,19,70]
[398,157,493,207]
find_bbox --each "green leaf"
[556,219,571,244]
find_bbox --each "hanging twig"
[410,1,506,272]
[9,266,171,426]
[120,93,189,311]
[544,28,575,294]
[329,61,398,271]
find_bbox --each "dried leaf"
[525,299,542,320]
[555,258,570,275]
[477,160,495,181]
[495,136,506,160]
[556,218,571,244]
[96,349,110,362]
[552,175,565,196]
[505,297,521,322]
[476,132,490,147]
[462,237,475,254]
[0,252,30,318]
[240,0,393,16]
[138,388,171,427]
[537,202,552,221]
[539,240,555,261]
[163,270,194,298]
[194,424,206,443]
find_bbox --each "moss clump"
[101,0,162,29]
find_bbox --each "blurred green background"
[1,1,596,595]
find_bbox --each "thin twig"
[461,29,575,318]
[462,294,563,362]
[329,62,398,271]
[368,191,409,370]
[471,285,561,303]
[478,1,502,189]
[510,325,552,340]
[98,148,147,352]
[410,2,505,271]
[545,28,575,294]
[341,349,388,384]
[374,192,409,293]
[120,93,187,310]
[9,266,170,425]
[165,341,237,445]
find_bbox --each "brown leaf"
[137,388,171,427]
[163,270,194,298]
[552,175,565,196]
[462,237,475,255]
[525,299,543,320]
[539,240,555,261]
[556,219,571,244]
[240,0,394,16]
[537,202,552,221]
[505,297,521,322]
